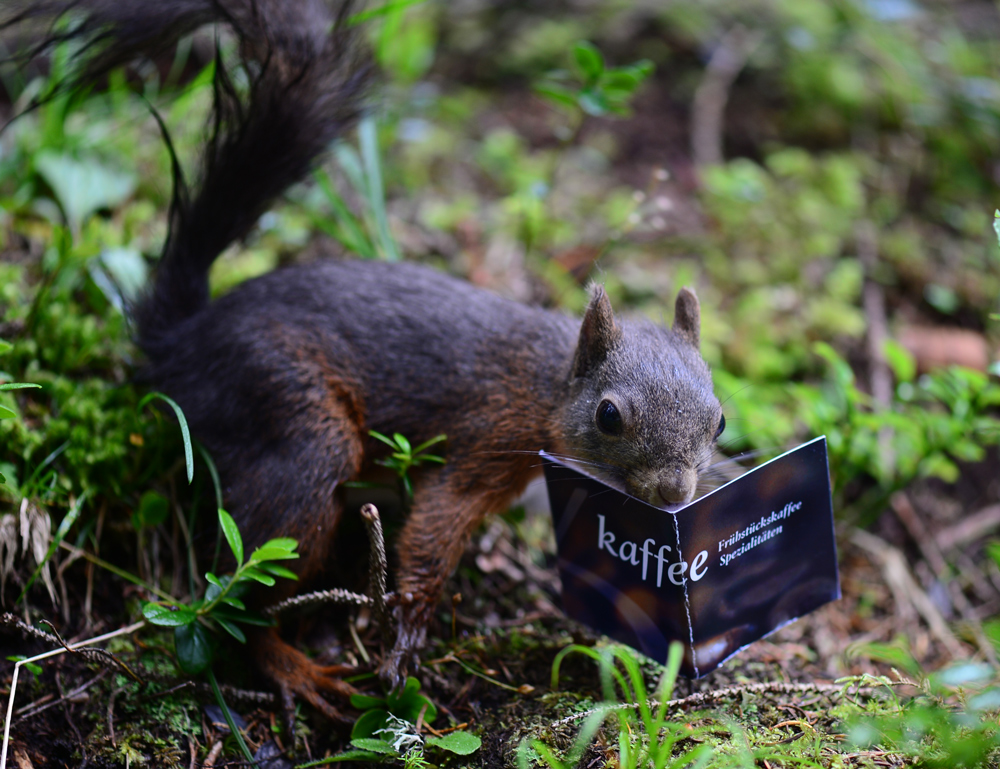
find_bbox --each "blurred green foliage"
[846,643,1000,768]
[1,0,998,575]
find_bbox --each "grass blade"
[206,666,256,765]
[358,116,400,262]
[138,391,194,483]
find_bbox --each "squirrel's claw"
[377,647,412,692]
[378,617,426,691]
[253,628,358,734]
[278,666,356,734]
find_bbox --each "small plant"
[535,41,653,122]
[141,508,299,673]
[369,430,447,500]
[845,658,1000,767]
[331,676,481,764]
[139,508,299,763]
[519,642,711,769]
[312,117,401,262]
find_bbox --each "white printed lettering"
[597,514,616,557]
[668,561,688,586]
[690,550,708,581]
[619,540,639,566]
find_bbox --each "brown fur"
[8,0,725,723]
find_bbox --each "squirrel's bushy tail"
[4,0,370,356]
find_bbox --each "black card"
[542,437,839,678]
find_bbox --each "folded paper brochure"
[541,436,839,678]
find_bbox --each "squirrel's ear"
[672,287,701,348]
[572,284,621,379]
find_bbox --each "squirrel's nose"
[657,469,696,506]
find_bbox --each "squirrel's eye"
[714,413,726,441]
[596,400,623,435]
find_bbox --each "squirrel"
[9,0,724,723]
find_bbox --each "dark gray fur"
[6,0,723,712]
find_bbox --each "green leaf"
[0,341,11,355]
[578,89,610,116]
[426,731,482,755]
[260,537,298,552]
[969,688,1000,711]
[205,581,222,602]
[387,677,437,723]
[218,509,243,566]
[0,383,40,391]
[34,150,136,232]
[369,430,397,449]
[175,622,213,674]
[932,662,993,688]
[573,41,604,81]
[7,656,43,676]
[138,392,195,483]
[94,248,148,309]
[214,617,247,643]
[240,567,275,586]
[846,640,921,676]
[0,471,5,486]
[351,709,390,739]
[257,562,299,580]
[205,573,225,589]
[143,602,197,627]
[534,82,578,110]
[392,433,411,454]
[413,434,447,455]
[350,693,387,710]
[600,70,642,92]
[249,545,300,563]
[220,596,246,610]
[0,404,16,420]
[625,60,654,79]
[883,339,917,384]
[350,738,399,756]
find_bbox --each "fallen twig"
[891,493,998,666]
[851,529,965,659]
[937,504,1000,551]
[39,619,144,685]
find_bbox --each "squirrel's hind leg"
[204,322,369,731]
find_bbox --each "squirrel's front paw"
[378,620,427,691]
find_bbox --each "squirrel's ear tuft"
[571,284,621,379]
[672,287,701,348]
